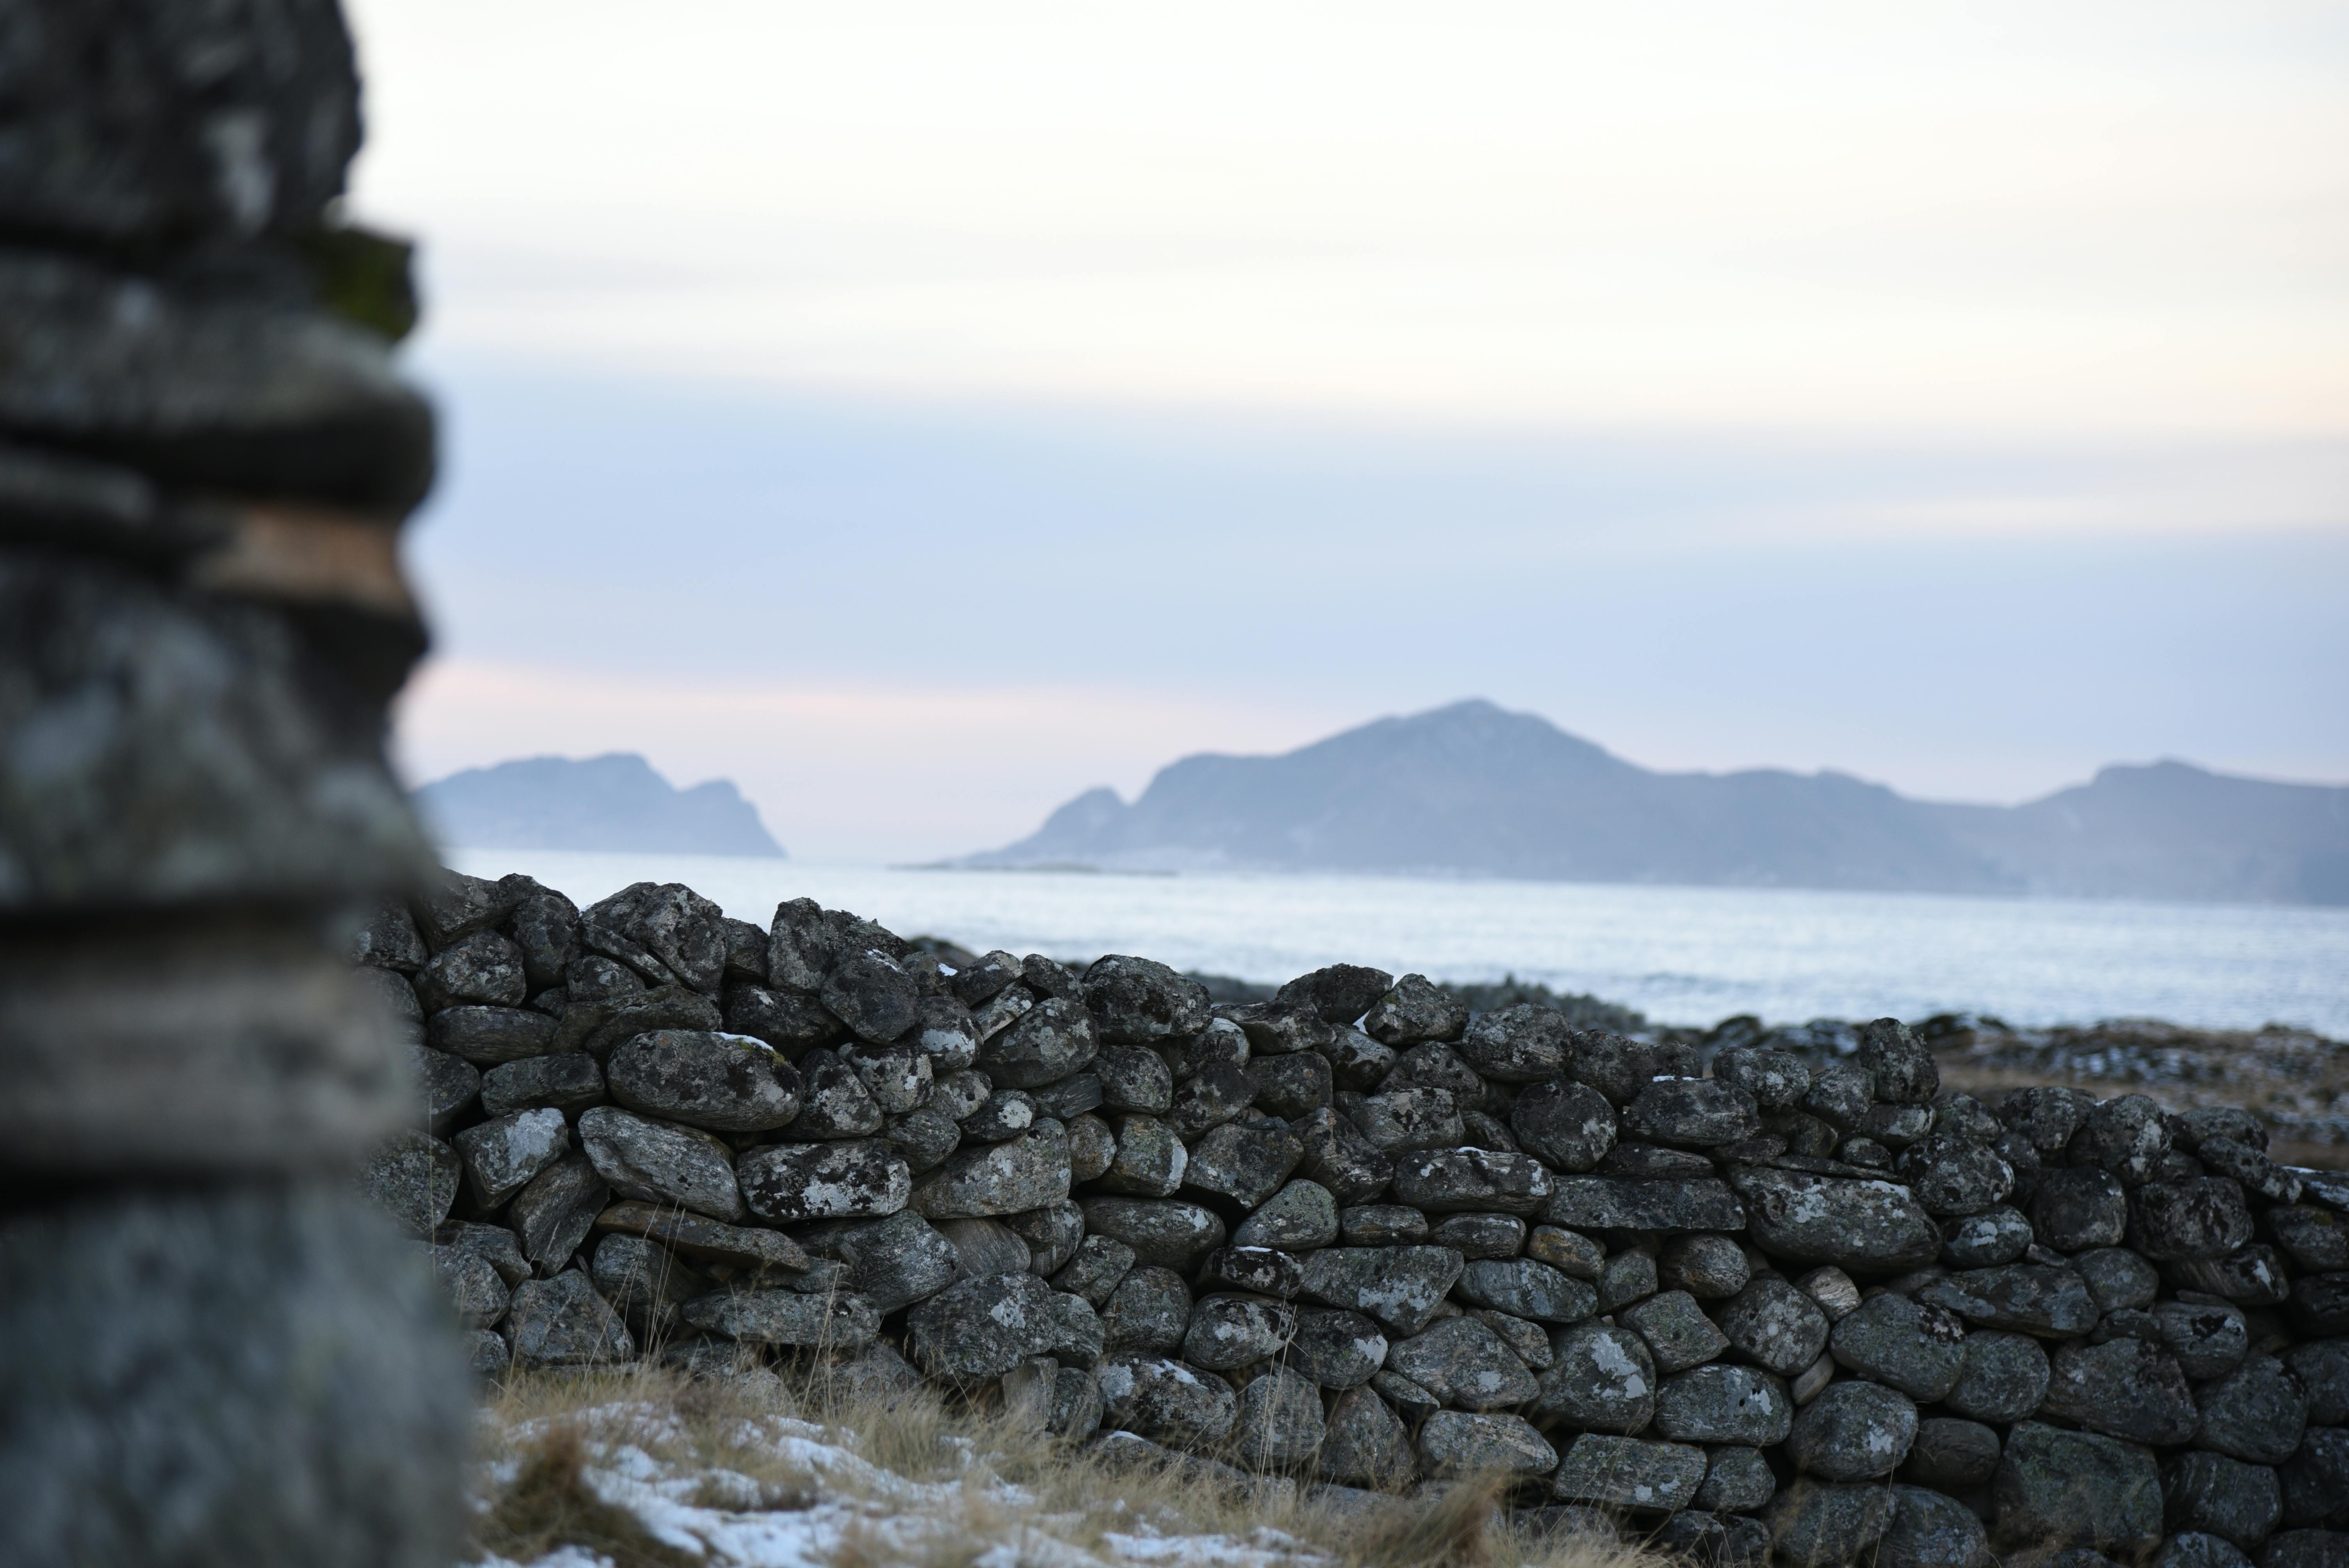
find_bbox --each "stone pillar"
[0,4,469,1563]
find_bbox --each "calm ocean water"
[444,851,2349,1038]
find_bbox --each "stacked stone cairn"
[0,2,471,1564]
[360,873,2349,1568]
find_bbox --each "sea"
[442,850,2349,1040]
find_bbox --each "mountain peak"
[415,752,786,857]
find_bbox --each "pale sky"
[347,1,2349,861]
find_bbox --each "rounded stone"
[1944,1330,2051,1424]
[1829,1293,1966,1402]
[1786,1379,1918,1481]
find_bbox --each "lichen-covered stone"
[2197,1357,2308,1466]
[1905,1417,2001,1492]
[683,1288,879,1349]
[738,1139,910,1223]
[1454,1257,1596,1324]
[2165,1451,2283,1552]
[1299,1245,1464,1335]
[1080,1196,1226,1270]
[1511,1080,1619,1172]
[1728,1167,1941,1270]
[1319,1385,1415,1486]
[1878,1484,1994,1568]
[1533,1324,1658,1433]
[1766,1479,1897,1568]
[1622,1289,1731,1374]
[1916,1263,2098,1336]
[1994,1422,2164,1555]
[1786,1379,1917,1480]
[2042,1338,2201,1446]
[1830,1293,1966,1402]
[577,1106,744,1222]
[912,1119,1070,1218]
[1550,1433,1702,1508]
[1717,1276,1832,1376]
[1100,1266,1192,1354]
[1945,1330,2051,1423]
[1653,1363,1793,1445]
[1094,1354,1237,1450]
[905,1270,1058,1379]
[508,1272,634,1368]
[1389,1316,1539,1411]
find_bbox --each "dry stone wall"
[359,870,2349,1568]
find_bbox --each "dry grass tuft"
[474,1418,704,1568]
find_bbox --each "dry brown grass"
[471,1358,1660,1568]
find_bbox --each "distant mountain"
[960,700,2349,905]
[415,754,785,858]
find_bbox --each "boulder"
[1388,1317,1540,1411]
[2130,1177,2257,1262]
[1547,1176,1745,1234]
[1182,1120,1304,1209]
[683,1288,879,1349]
[2155,1297,2250,1379]
[576,1106,743,1222]
[1081,955,1211,1044]
[1623,1079,1761,1149]
[905,1271,1059,1380]
[1899,1135,2015,1218]
[1532,1324,1658,1433]
[1829,1293,1966,1402]
[1659,1233,1752,1299]
[2042,1338,2202,1446]
[1944,1330,2051,1423]
[1697,1445,1780,1511]
[838,1040,933,1117]
[432,1248,511,1330]
[1180,1294,1296,1372]
[737,1139,911,1223]
[1994,1421,2164,1555]
[1298,1245,1464,1335]
[506,1273,633,1368]
[1318,1386,1416,1486]
[1391,1149,1553,1217]
[1199,1246,1303,1299]
[2279,1429,2349,1531]
[1786,1379,1917,1480]
[1233,1179,1339,1251]
[2079,1094,2173,1186]
[1716,1276,1831,1376]
[1905,1417,2002,1492]
[1094,1354,1237,1449]
[911,1120,1071,1218]
[1289,1308,1388,1388]
[1079,1197,1226,1270]
[2166,1451,2284,1551]
[1857,1018,1939,1104]
[787,1048,885,1138]
[478,1052,604,1120]
[977,996,1099,1090]
[1764,1479,1897,1568]
[590,1233,707,1337]
[1165,1062,1256,1139]
[1652,1363,1793,1445]
[1243,1051,1331,1119]
[1363,975,1470,1047]
[1454,1258,1595,1324]
[583,883,729,996]
[1621,1289,1731,1374]
[414,930,528,1012]
[1419,1411,1557,1479]
[1100,1266,1192,1354]
[1274,964,1394,1026]
[1454,1004,1572,1082]
[1294,1106,1395,1204]
[1878,1484,1994,1568]
[1572,1031,1698,1106]
[1232,1367,1325,1468]
[1916,1263,2098,1337]
[411,1046,484,1135]
[1002,1201,1084,1276]
[1510,1080,1619,1172]
[1097,1115,1187,1198]
[1728,1167,1940,1270]
[356,1131,462,1240]
[453,1107,569,1208]
[1051,1234,1135,1308]
[1549,1433,1702,1509]
[1099,1045,1174,1115]
[1341,1087,1464,1153]
[1715,1047,1812,1110]
[508,1154,608,1271]
[820,949,921,1046]
[430,1005,560,1065]
[2198,1357,2308,1466]
[2286,1341,2349,1426]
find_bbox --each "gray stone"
[1622,1290,1730,1374]
[355,902,430,973]
[1798,1265,1863,1320]
[1786,1379,1917,1480]
[437,1220,533,1287]
[1095,1354,1238,1449]
[2076,1244,2162,1311]
[1597,1248,1659,1313]
[1905,1417,2001,1491]
[465,1329,511,1379]
[1829,1293,1966,1401]
[583,883,729,996]
[1318,1385,1417,1486]
[1200,1245,1305,1299]
[2130,1177,2256,1262]
[1917,1263,2098,1336]
[737,1139,911,1223]
[1858,1019,1939,1104]
[1100,1266,1192,1353]
[1181,1294,1296,1372]
[1003,1200,1085,1276]
[2280,1430,2349,1530]
[2179,1244,2295,1308]
[1166,1060,1256,1139]
[2199,1138,2301,1204]
[1654,1363,1793,1445]
[1549,1433,1701,1508]
[1244,1050,1333,1119]
[1716,1276,1831,1376]
[879,1103,962,1175]
[1295,1105,1396,1204]
[2287,1341,2349,1425]
[1080,1196,1226,1270]
[356,1129,460,1238]
[507,1272,634,1368]
[1945,1330,2051,1422]
[508,1154,609,1272]
[1374,1368,1440,1423]
[1341,1087,1464,1153]
[1099,1046,1174,1115]
[1526,1224,1605,1279]
[912,1119,1071,1218]
[431,1247,511,1330]
[1082,956,1212,1045]
[1032,1071,1103,1125]
[979,996,1100,1089]
[933,1216,1031,1281]
[2272,1208,2349,1274]
[1455,1257,1596,1324]
[1299,1245,1464,1335]
[1728,1166,1941,1271]
[1419,1411,1557,1479]
[1183,1119,1303,1208]
[1097,1114,1187,1197]
[593,1201,813,1278]
[973,983,1041,1044]
[1390,1316,1539,1411]
[2162,1535,2259,1568]
[2262,1531,2349,1568]
[1455,1004,1572,1082]
[785,1048,885,1138]
[2039,1333,2198,1446]
[430,1005,560,1065]
[453,1108,569,1209]
[1532,1324,1657,1433]
[1433,1212,1527,1258]
[683,1288,879,1349]
[819,948,921,1046]
[2167,1451,2283,1550]
[1697,1445,1779,1511]
[1764,1479,1897,1568]
[1066,1112,1115,1183]
[599,1029,802,1132]
[1716,1047,1813,1110]
[410,1046,482,1135]
[2080,1093,2173,1186]
[839,1039,933,1116]
[1364,975,1470,1047]
[414,931,527,1013]
[1804,1061,1876,1130]
[1878,1484,1994,1568]
[590,1233,708,1337]
[1510,1079,1619,1172]
[1392,1148,1553,1216]
[1342,1204,1430,1245]
[1050,1234,1135,1308]
[1290,1308,1388,1388]
[1275,963,1395,1026]
[721,983,845,1055]
[479,1052,604,1120]
[1624,1078,1761,1148]
[1994,1421,2164,1555]
[1234,1180,1340,1251]
[905,1270,1059,1379]
[1571,1030,1697,1105]
[2198,1357,2308,1465]
[1547,1175,1746,1233]
[1900,1134,2015,1218]
[1233,1367,1325,1468]
[2156,1297,2249,1378]
[1659,1233,1752,1299]
[577,1105,743,1222]
[907,995,981,1074]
